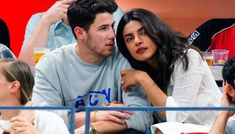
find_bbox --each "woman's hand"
[10,116,39,134]
[121,70,147,92]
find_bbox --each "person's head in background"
[222,56,235,99]
[116,8,192,91]
[67,0,118,61]
[0,59,34,107]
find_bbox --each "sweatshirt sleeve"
[32,52,70,125]
[117,56,153,132]
[123,87,153,132]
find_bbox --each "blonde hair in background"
[0,59,34,105]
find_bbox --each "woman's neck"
[0,100,22,120]
[0,111,20,120]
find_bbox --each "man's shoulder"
[108,47,131,69]
[37,44,75,67]
[52,43,75,55]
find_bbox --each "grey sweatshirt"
[32,44,153,132]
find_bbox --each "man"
[32,0,153,133]
[209,56,235,134]
[18,0,124,66]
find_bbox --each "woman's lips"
[136,47,147,54]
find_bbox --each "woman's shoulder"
[186,49,201,58]
[34,111,69,134]
[35,111,65,123]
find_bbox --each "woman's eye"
[140,30,146,35]
[125,37,133,43]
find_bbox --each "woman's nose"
[135,36,143,46]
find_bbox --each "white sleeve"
[166,49,204,122]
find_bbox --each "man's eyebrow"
[99,21,115,28]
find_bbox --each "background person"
[209,56,235,134]
[0,18,10,49]
[32,0,153,134]
[0,59,69,134]
[18,0,124,66]
[116,8,222,126]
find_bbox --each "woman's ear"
[74,26,86,40]
[9,80,20,94]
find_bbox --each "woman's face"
[0,71,12,105]
[123,20,157,62]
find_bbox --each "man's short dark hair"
[222,56,235,89]
[67,0,117,37]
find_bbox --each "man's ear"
[74,26,86,40]
[9,81,20,94]
[226,84,235,98]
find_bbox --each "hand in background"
[41,0,73,26]
[221,84,235,117]
[10,116,39,134]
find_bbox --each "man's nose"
[107,27,115,39]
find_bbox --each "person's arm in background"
[209,83,235,134]
[18,0,72,66]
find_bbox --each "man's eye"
[100,27,108,30]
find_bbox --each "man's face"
[84,12,115,58]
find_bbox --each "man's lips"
[105,43,114,49]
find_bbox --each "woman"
[116,8,222,126]
[0,59,69,134]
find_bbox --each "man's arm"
[75,121,127,134]
[209,111,230,134]
[209,84,235,134]
[18,0,72,66]
[74,103,133,129]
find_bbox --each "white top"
[162,49,222,125]
[0,111,69,134]
[151,122,211,134]
[0,120,11,134]
[34,111,69,134]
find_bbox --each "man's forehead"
[93,13,115,26]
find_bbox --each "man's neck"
[76,44,105,64]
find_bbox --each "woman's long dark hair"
[116,8,199,93]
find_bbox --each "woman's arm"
[121,70,167,118]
